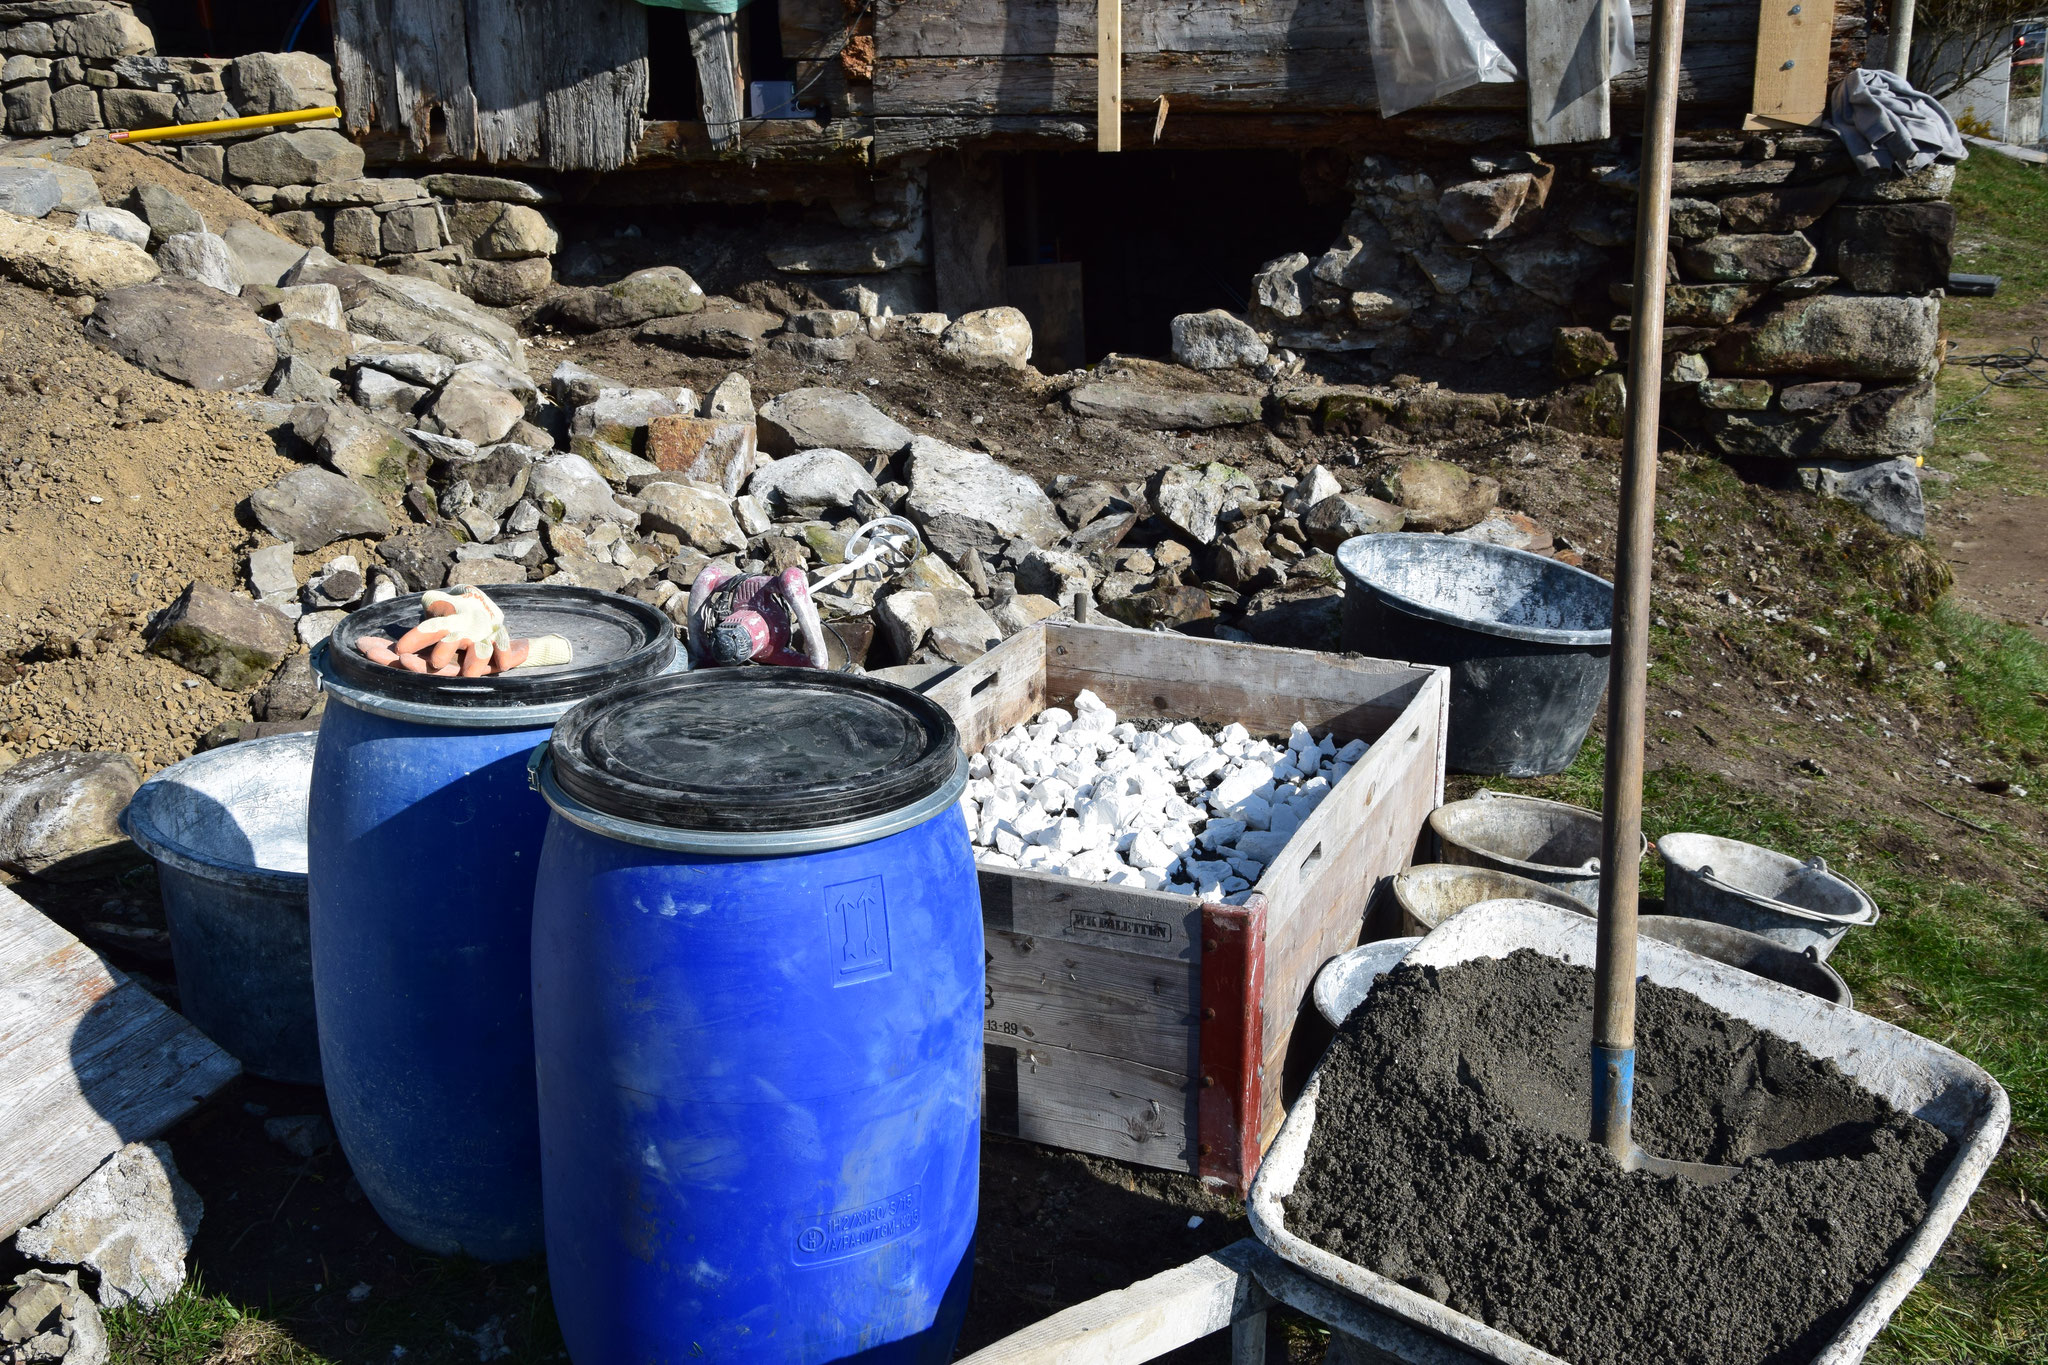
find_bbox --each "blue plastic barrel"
[307,586,676,1260]
[531,669,981,1364]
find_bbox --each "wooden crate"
[926,623,1448,1191]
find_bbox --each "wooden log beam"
[360,118,872,171]
[687,11,745,152]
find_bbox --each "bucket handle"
[1693,860,1880,927]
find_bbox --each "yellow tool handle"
[110,105,342,144]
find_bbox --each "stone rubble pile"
[962,691,1367,903]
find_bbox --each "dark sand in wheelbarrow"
[1284,950,1952,1365]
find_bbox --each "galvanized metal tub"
[1252,901,2009,1365]
[1391,862,1589,935]
[121,731,319,1084]
[1428,791,1641,912]
[1658,831,1879,961]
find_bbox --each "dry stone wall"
[1230,130,1951,517]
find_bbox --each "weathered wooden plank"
[984,1036,1193,1169]
[0,884,240,1238]
[931,150,1008,315]
[956,1240,1274,1365]
[926,624,1049,757]
[1098,0,1123,151]
[869,44,1763,118]
[978,866,1199,961]
[986,928,1198,1074]
[1745,0,1836,128]
[1526,0,1612,145]
[391,0,477,158]
[465,0,545,164]
[332,0,397,136]
[687,10,745,152]
[540,0,649,172]
[779,0,846,56]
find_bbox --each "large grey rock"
[14,1142,201,1311]
[646,415,757,496]
[375,524,460,591]
[549,360,629,408]
[266,281,346,330]
[1718,178,1848,232]
[1371,455,1499,532]
[1798,458,1925,537]
[74,204,147,247]
[0,162,60,218]
[543,266,705,331]
[1704,381,1935,461]
[0,209,156,294]
[221,219,306,289]
[1437,174,1539,243]
[939,307,1032,371]
[290,403,417,490]
[2,81,52,134]
[1822,203,1953,294]
[99,88,175,129]
[569,389,683,460]
[340,265,523,365]
[421,173,553,205]
[144,581,296,691]
[1675,232,1817,283]
[452,203,555,261]
[461,255,552,306]
[902,436,1064,558]
[0,1268,108,1365]
[85,281,275,391]
[636,308,779,358]
[748,448,877,519]
[248,466,393,551]
[1252,252,1312,320]
[45,8,153,59]
[637,481,745,554]
[266,354,340,403]
[1147,463,1256,545]
[1303,492,1406,550]
[1485,234,1604,306]
[1711,295,1941,382]
[0,750,138,879]
[421,374,524,446]
[223,130,364,187]
[153,230,239,295]
[224,51,336,117]
[1068,384,1262,431]
[0,156,97,216]
[877,589,1002,665]
[1170,310,1268,371]
[128,183,203,248]
[527,453,637,524]
[705,372,755,422]
[757,387,914,461]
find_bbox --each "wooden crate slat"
[984,1036,1193,1170]
[977,866,1198,961]
[987,928,1198,1075]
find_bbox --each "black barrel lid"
[549,669,962,833]
[328,585,676,708]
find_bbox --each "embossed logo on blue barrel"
[792,1184,922,1265]
[828,875,891,983]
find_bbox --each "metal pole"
[110,104,342,144]
[1889,0,1917,79]
[1591,0,1686,1159]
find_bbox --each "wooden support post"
[1526,0,1612,145]
[1097,0,1122,151]
[1196,895,1266,1194]
[687,10,744,152]
[1745,0,1835,128]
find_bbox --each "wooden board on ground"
[1525,0,1612,144]
[927,623,1448,1184]
[1744,0,1835,128]
[0,883,241,1238]
[687,10,745,151]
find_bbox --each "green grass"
[1946,152,2048,333]
[103,1280,323,1365]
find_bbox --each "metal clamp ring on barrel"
[311,640,688,729]
[529,743,971,856]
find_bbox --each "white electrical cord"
[810,516,923,593]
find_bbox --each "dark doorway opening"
[1002,149,1348,365]
[149,0,333,60]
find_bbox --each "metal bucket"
[120,732,320,1084]
[1657,832,1878,961]
[1391,862,1590,934]
[1427,791,1641,911]
[1639,915,1853,1008]
[1336,533,1612,776]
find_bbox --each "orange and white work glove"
[358,586,572,677]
